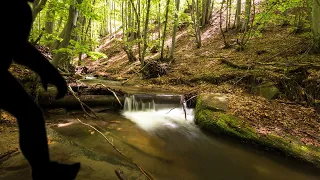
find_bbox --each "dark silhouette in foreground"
[0,1,80,179]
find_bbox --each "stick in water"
[76,118,154,180]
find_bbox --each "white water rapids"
[121,94,196,132]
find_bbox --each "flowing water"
[49,94,320,180]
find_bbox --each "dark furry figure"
[0,1,80,179]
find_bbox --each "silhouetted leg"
[0,71,80,179]
[0,71,50,168]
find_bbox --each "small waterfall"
[124,95,156,112]
[122,94,195,131]
[123,94,184,112]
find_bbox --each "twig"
[68,86,102,120]
[96,83,123,107]
[76,118,154,180]
[166,95,198,120]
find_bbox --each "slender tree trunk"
[109,1,113,34]
[191,0,199,47]
[312,0,320,49]
[201,0,207,26]
[125,0,128,37]
[225,0,229,31]
[51,17,66,50]
[128,2,133,41]
[121,0,125,39]
[242,0,251,32]
[195,0,201,47]
[78,15,86,66]
[160,0,171,60]
[235,0,241,29]
[137,0,141,61]
[128,0,141,60]
[32,0,49,23]
[205,0,211,24]
[141,0,151,66]
[228,0,231,28]
[52,0,83,67]
[56,16,63,33]
[45,1,55,34]
[113,1,116,32]
[158,3,161,45]
[220,0,228,47]
[44,1,55,45]
[170,0,181,60]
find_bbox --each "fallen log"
[38,94,124,110]
[219,58,254,70]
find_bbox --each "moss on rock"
[195,94,320,168]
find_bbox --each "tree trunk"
[158,3,161,45]
[51,18,66,50]
[129,0,141,61]
[312,0,320,49]
[205,0,211,24]
[52,1,81,67]
[44,1,55,45]
[228,0,231,29]
[160,0,171,60]
[242,0,251,32]
[121,0,125,39]
[170,0,181,60]
[45,2,55,34]
[137,0,141,61]
[201,0,207,26]
[235,0,241,29]
[196,0,201,47]
[191,0,199,46]
[56,16,64,33]
[32,0,49,23]
[141,0,151,66]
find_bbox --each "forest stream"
[0,93,319,180]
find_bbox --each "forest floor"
[83,24,320,152]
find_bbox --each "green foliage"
[255,0,310,31]
[87,51,108,60]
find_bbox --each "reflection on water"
[51,94,320,180]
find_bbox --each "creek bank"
[195,93,320,168]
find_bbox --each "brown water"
[50,102,320,180]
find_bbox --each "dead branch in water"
[68,86,102,120]
[95,84,123,107]
[166,95,198,120]
[76,118,155,180]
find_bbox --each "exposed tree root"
[219,58,253,70]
